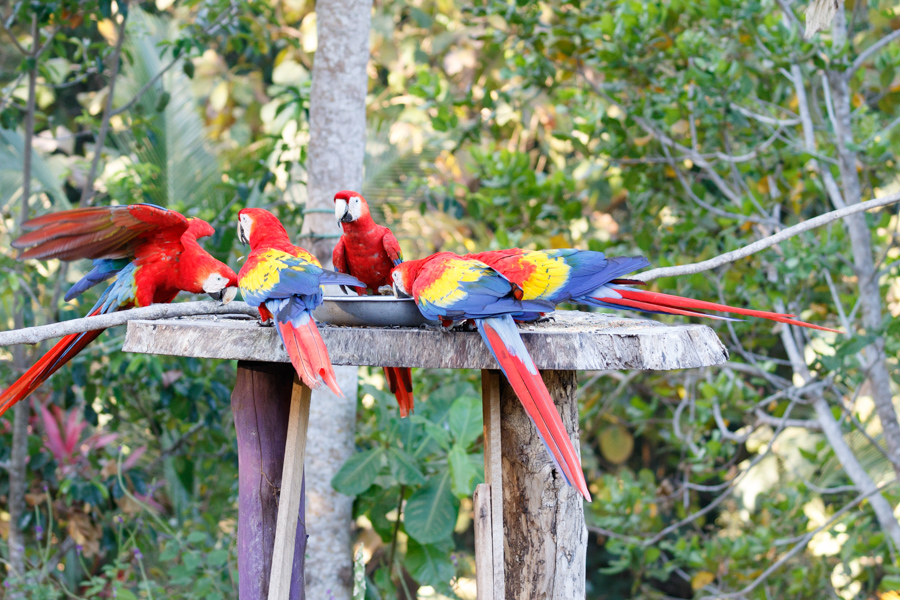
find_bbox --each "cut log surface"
[122,310,728,371]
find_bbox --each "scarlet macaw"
[1,204,239,417]
[391,252,592,501]
[331,191,414,416]
[236,208,364,395]
[467,248,840,332]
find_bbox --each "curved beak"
[393,283,411,299]
[335,199,351,224]
[237,222,248,246]
[210,286,239,304]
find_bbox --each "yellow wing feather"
[419,258,492,307]
[520,251,570,300]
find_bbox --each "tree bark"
[299,0,373,597]
[231,362,306,600]
[499,370,586,598]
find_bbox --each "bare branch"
[0,20,28,55]
[753,408,822,430]
[729,103,801,126]
[635,191,900,281]
[0,301,259,346]
[848,28,900,78]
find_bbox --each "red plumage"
[237,207,360,396]
[1,206,238,417]
[332,191,415,415]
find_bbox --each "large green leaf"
[331,448,384,497]
[404,538,455,588]
[386,447,426,486]
[448,396,483,448]
[403,471,458,544]
[448,444,482,498]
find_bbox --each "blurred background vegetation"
[1,0,900,598]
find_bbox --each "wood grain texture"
[231,362,306,600]
[123,311,728,371]
[268,380,312,600]
[481,371,505,599]
[473,484,494,600]
[500,370,586,599]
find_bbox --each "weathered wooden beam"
[480,370,505,599]
[231,362,307,600]
[500,370,586,598]
[268,378,312,600]
[123,311,728,371]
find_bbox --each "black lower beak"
[340,210,353,224]
[209,290,223,301]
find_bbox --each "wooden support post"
[231,362,308,600]
[473,483,493,600]
[499,370,586,599]
[268,377,312,600]
[480,370,505,600]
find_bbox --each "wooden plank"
[481,370,505,600]
[231,362,306,600]
[500,370,586,599]
[268,378,312,600]
[473,483,493,600]
[122,310,729,372]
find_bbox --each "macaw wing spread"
[14,204,189,261]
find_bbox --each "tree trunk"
[499,370,587,598]
[7,19,41,583]
[300,0,373,597]
[824,39,900,481]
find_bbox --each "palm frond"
[112,8,223,212]
[0,128,71,212]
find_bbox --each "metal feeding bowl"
[312,296,438,328]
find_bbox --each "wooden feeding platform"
[122,307,728,599]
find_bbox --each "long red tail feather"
[0,327,105,418]
[277,316,343,397]
[479,317,591,501]
[597,287,842,333]
[384,366,414,417]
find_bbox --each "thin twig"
[847,28,900,77]
[0,301,259,346]
[706,481,896,599]
[635,192,900,281]
[110,4,238,118]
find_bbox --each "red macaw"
[236,208,364,395]
[467,248,840,332]
[331,191,414,416]
[391,252,592,501]
[1,204,239,417]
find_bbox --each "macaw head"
[333,190,370,225]
[390,258,425,298]
[180,219,239,303]
[237,208,288,249]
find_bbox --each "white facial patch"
[392,270,409,296]
[203,273,230,294]
[349,196,362,220]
